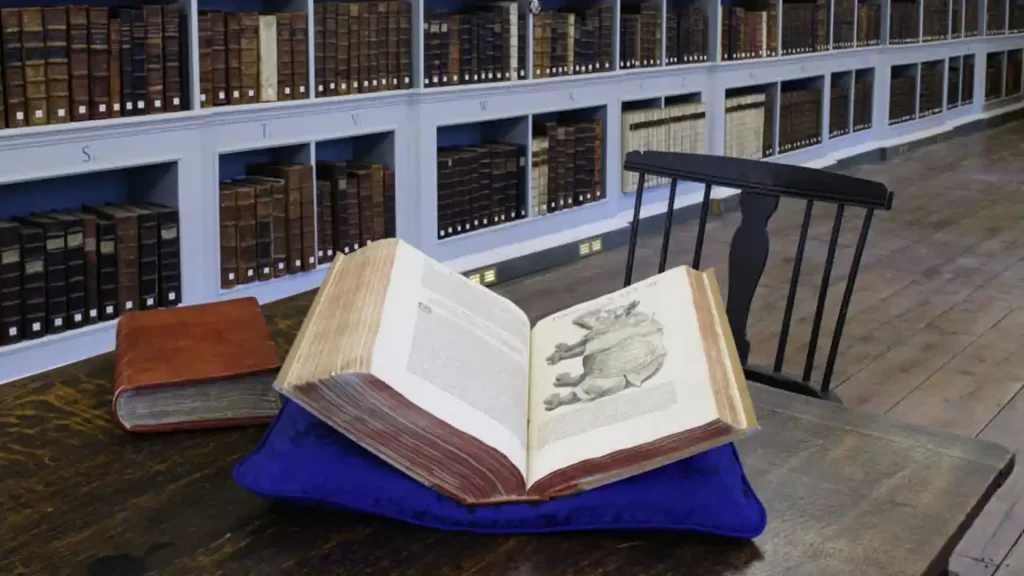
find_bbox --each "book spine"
[271,180,287,276]
[135,210,159,309]
[95,220,118,320]
[130,9,147,114]
[43,7,69,124]
[115,213,139,314]
[62,217,86,329]
[258,14,278,102]
[317,179,334,263]
[109,16,121,117]
[276,13,292,100]
[220,183,238,288]
[0,224,21,345]
[256,183,274,280]
[239,12,259,103]
[1,9,27,128]
[88,7,109,119]
[163,5,181,112]
[235,184,258,283]
[19,225,46,338]
[291,12,308,99]
[226,12,242,104]
[211,12,228,105]
[198,13,213,107]
[22,8,48,126]
[79,214,99,322]
[144,5,163,113]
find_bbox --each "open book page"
[525,267,721,488]
[369,242,532,477]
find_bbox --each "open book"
[276,238,758,504]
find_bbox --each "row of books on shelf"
[830,83,851,138]
[219,161,395,289]
[424,2,526,86]
[0,203,179,347]
[0,5,183,129]
[919,63,944,117]
[720,2,883,61]
[621,102,706,193]
[312,0,411,95]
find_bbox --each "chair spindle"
[803,204,845,382]
[693,183,713,269]
[624,172,647,287]
[820,208,875,393]
[658,179,680,273]
[774,200,815,372]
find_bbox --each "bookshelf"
[1007,47,1023,93]
[1,0,1024,382]
[919,59,943,115]
[986,49,1006,98]
[948,54,962,106]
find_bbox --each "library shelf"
[1,0,1024,383]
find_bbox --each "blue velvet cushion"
[233,399,768,536]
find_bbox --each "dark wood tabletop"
[0,291,1014,576]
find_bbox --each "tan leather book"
[278,238,757,505]
[113,297,282,433]
[257,14,278,102]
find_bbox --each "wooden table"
[0,291,1014,576]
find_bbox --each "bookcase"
[1,0,1024,382]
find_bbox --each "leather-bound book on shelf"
[0,221,22,346]
[113,297,283,433]
[290,12,308,99]
[277,238,757,504]
[87,7,109,120]
[43,7,70,124]
[162,5,182,112]
[1,9,27,128]
[21,7,48,126]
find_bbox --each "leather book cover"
[299,164,315,270]
[135,202,180,308]
[239,12,258,103]
[143,6,163,113]
[398,0,410,88]
[209,11,227,105]
[118,10,133,116]
[358,4,369,92]
[43,7,69,124]
[257,14,277,102]
[120,205,159,310]
[352,167,374,244]
[59,210,99,323]
[237,178,274,280]
[314,3,325,96]
[316,179,334,264]
[47,212,87,330]
[87,7,110,120]
[317,161,353,255]
[348,4,361,93]
[130,8,146,114]
[324,2,338,95]
[371,1,384,92]
[240,176,287,277]
[0,221,22,346]
[225,11,242,104]
[15,215,67,334]
[109,16,121,117]
[344,169,362,250]
[93,218,118,320]
[248,164,303,273]
[275,13,292,100]
[0,38,4,128]
[387,1,399,89]
[436,151,452,238]
[383,168,395,238]
[86,205,139,315]
[17,223,46,339]
[112,297,282,433]
[337,2,350,95]
[232,182,259,284]
[366,5,377,92]
[20,8,48,126]
[197,12,213,107]
[219,182,238,289]
[290,12,308,99]
[162,5,182,112]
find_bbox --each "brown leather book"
[1,9,27,128]
[314,3,325,96]
[162,5,182,112]
[46,212,86,330]
[238,176,287,277]
[225,12,242,104]
[43,7,70,124]
[239,12,259,103]
[57,210,99,324]
[209,11,227,105]
[237,178,275,280]
[119,205,159,310]
[231,181,258,284]
[21,8,48,126]
[86,205,139,315]
[219,181,239,289]
[275,13,292,100]
[17,223,46,339]
[278,239,757,504]
[336,3,350,95]
[197,12,213,107]
[316,179,334,264]
[324,2,338,95]
[348,3,361,94]
[398,0,411,89]
[383,168,395,237]
[143,6,163,113]
[0,221,21,345]
[13,215,66,334]
[248,164,304,274]
[109,16,121,117]
[130,8,146,114]
[87,7,109,120]
[290,12,308,99]
[134,202,180,308]
[113,297,283,433]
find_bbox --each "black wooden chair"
[622,151,894,402]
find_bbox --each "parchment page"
[526,267,719,487]
[370,242,531,477]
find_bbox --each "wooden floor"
[495,119,1024,576]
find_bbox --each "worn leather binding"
[314,4,325,96]
[249,164,305,274]
[257,15,277,102]
[0,221,21,345]
[130,8,146,114]
[231,182,259,284]
[94,217,118,320]
[87,205,139,315]
[117,10,133,116]
[58,210,99,323]
[14,215,66,334]
[225,12,242,104]
[162,5,181,112]
[317,161,355,255]
[316,180,334,264]
[237,178,275,280]
[143,6,163,113]
[46,212,87,330]
[1,9,26,128]
[18,224,46,339]
[120,205,160,310]
[209,11,227,105]
[43,7,69,124]
[240,176,287,277]
[219,182,239,289]
[275,13,292,100]
[336,3,349,95]
[348,4,361,94]
[112,297,282,433]
[383,168,396,238]
[290,12,308,98]
[399,0,411,88]
[66,6,89,121]
[108,16,121,117]
[21,8,47,126]
[197,12,213,107]
[87,7,109,119]
[239,12,259,103]
[136,202,180,308]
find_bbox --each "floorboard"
[494,119,1024,574]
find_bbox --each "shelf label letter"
[351,112,361,126]
[479,99,488,111]
[568,91,575,102]
[261,123,270,139]
[82,145,93,163]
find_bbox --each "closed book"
[113,297,282,433]
[239,12,259,103]
[57,210,100,323]
[43,7,70,123]
[275,13,293,99]
[14,214,67,334]
[1,9,27,128]
[85,205,139,315]
[135,202,180,308]
[17,223,46,339]
[21,7,48,126]
[238,176,287,277]
[46,212,87,330]
[0,221,22,345]
[290,12,308,98]
[119,205,160,310]
[197,12,213,107]
[87,7,109,119]
[143,6,164,113]
[257,14,277,102]
[109,16,122,117]
[162,5,182,112]
[226,12,242,104]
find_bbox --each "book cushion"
[233,400,769,536]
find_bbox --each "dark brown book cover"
[162,5,182,112]
[299,164,316,270]
[135,202,180,308]
[94,217,118,320]
[14,215,66,334]
[118,10,133,116]
[58,210,99,324]
[1,9,27,128]
[130,9,147,114]
[209,11,227,105]
[399,0,411,88]
[349,3,361,93]
[236,179,272,281]
[46,212,86,330]
[143,6,163,113]
[324,2,338,95]
[67,6,90,121]
[198,12,213,107]
[314,3,325,96]
[113,297,282,433]
[226,12,242,104]
[383,168,395,238]
[17,223,46,339]
[231,182,258,284]
[276,13,293,100]
[239,12,258,104]
[43,7,70,124]
[21,8,48,126]
[87,7,109,120]
[317,179,334,264]
[248,164,304,274]
[317,161,358,255]
[109,16,122,117]
[219,182,239,289]
[85,205,139,315]
[291,12,308,99]
[337,2,350,95]
[119,205,160,310]
[0,221,22,345]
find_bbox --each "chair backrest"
[622,151,894,401]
